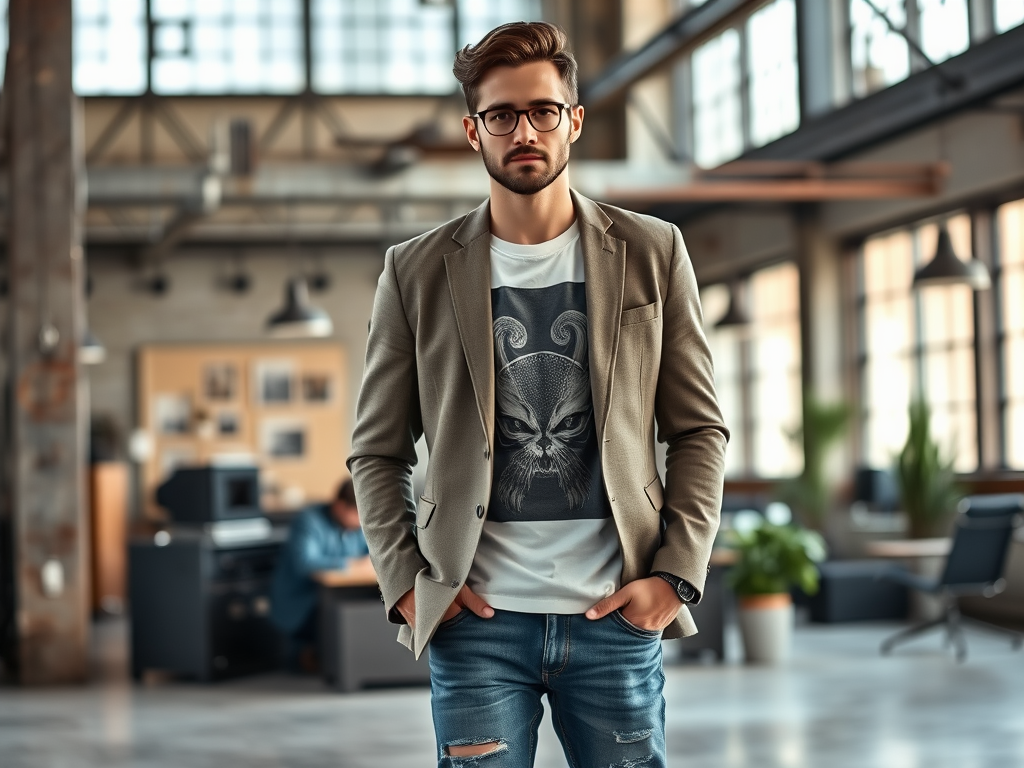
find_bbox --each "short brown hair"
[453,21,578,114]
[335,478,356,507]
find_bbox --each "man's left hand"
[585,576,682,631]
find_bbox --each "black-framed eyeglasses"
[471,102,572,137]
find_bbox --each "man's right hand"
[394,584,495,630]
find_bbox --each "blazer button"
[476,504,484,518]
[484,448,490,460]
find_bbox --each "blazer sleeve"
[347,245,427,623]
[650,225,730,602]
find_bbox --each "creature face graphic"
[493,310,593,513]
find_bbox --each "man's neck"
[488,172,576,245]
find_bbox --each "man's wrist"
[651,572,698,604]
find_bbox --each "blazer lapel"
[445,201,495,449]
[573,191,626,443]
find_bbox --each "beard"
[481,137,571,196]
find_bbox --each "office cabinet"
[129,533,283,681]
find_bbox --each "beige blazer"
[348,191,728,658]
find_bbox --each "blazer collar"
[572,190,625,442]
[445,202,495,449]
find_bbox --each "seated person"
[270,478,370,670]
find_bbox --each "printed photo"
[217,411,240,437]
[262,419,306,459]
[204,362,237,401]
[255,360,294,404]
[302,373,333,403]
[154,393,191,435]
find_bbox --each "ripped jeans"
[428,609,666,768]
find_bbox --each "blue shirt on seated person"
[270,479,369,646]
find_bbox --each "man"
[270,478,369,670]
[348,21,727,767]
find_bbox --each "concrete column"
[3,0,90,684]
[569,0,627,159]
[794,205,845,402]
[972,209,1002,470]
[793,204,850,479]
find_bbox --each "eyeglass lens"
[484,105,564,136]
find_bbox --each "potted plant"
[896,399,962,539]
[777,395,851,533]
[727,516,827,664]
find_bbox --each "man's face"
[463,61,583,197]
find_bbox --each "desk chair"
[880,494,1024,662]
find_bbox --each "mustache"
[503,147,549,164]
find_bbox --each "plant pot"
[737,593,794,664]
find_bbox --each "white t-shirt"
[467,222,623,614]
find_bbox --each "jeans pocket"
[436,608,471,631]
[611,610,664,640]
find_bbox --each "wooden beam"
[3,0,89,684]
[607,177,943,202]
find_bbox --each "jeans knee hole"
[444,739,507,763]
[613,728,653,745]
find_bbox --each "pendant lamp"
[80,327,107,365]
[714,280,752,330]
[912,221,991,291]
[266,277,333,338]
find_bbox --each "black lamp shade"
[714,281,752,329]
[913,223,991,291]
[266,277,333,338]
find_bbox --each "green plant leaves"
[777,395,851,530]
[897,399,962,538]
[726,520,828,597]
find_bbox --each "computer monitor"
[156,466,261,524]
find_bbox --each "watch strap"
[651,571,697,603]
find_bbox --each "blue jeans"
[428,609,666,767]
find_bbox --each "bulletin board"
[137,342,348,519]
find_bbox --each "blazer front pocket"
[620,301,661,327]
[644,476,664,513]
[415,497,436,529]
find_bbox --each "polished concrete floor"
[2,617,1023,768]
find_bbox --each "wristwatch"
[652,572,697,604]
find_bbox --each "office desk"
[864,538,951,558]
[317,546,739,681]
[314,565,430,692]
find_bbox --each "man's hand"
[585,577,682,631]
[394,584,495,630]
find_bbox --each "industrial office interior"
[2,0,1024,766]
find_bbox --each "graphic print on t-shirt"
[489,282,610,523]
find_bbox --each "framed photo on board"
[302,373,333,403]
[204,362,237,401]
[261,418,306,459]
[255,360,294,404]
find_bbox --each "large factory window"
[858,215,978,473]
[311,0,541,95]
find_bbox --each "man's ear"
[569,105,584,144]
[463,116,481,152]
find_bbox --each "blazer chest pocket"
[620,301,661,326]
[415,497,436,529]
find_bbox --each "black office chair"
[880,494,1024,662]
